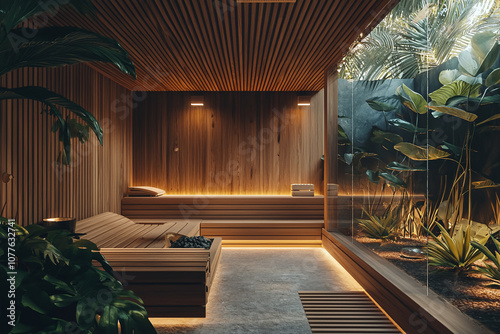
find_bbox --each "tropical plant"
[0,218,156,334]
[0,0,136,164]
[427,223,487,272]
[357,207,401,240]
[364,30,500,237]
[340,0,500,80]
[472,236,500,287]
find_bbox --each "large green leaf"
[394,142,451,161]
[22,289,53,314]
[0,27,136,77]
[428,80,481,105]
[344,152,377,173]
[0,86,103,164]
[338,124,350,145]
[439,69,461,85]
[400,84,428,114]
[366,170,380,184]
[386,161,426,171]
[387,118,427,133]
[370,129,403,145]
[379,172,407,188]
[459,31,500,77]
[471,31,500,74]
[427,105,478,122]
[366,96,399,112]
[486,68,500,87]
[440,142,462,156]
[447,95,500,108]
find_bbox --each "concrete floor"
[151,247,363,334]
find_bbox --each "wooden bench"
[121,195,324,220]
[75,212,221,317]
[200,220,324,246]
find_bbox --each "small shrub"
[427,223,487,272]
[472,237,500,287]
[357,210,400,240]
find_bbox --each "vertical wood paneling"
[0,64,133,226]
[133,92,323,195]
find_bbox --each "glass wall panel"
[328,0,500,332]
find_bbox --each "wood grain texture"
[76,212,222,318]
[122,195,324,219]
[48,0,399,91]
[325,69,338,230]
[200,220,324,244]
[132,91,324,195]
[299,291,401,333]
[0,65,132,226]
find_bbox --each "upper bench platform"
[122,195,324,220]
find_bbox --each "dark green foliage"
[0,0,135,164]
[0,220,157,334]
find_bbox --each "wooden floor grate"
[299,291,402,333]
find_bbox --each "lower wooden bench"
[200,220,324,246]
[75,212,221,317]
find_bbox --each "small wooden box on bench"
[291,183,315,197]
[75,212,221,317]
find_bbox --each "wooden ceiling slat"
[236,3,244,89]
[200,2,230,91]
[178,1,221,90]
[49,0,399,91]
[257,4,279,91]
[286,0,335,90]
[189,3,225,90]
[284,0,379,91]
[262,3,293,91]
[295,0,386,88]
[270,0,311,91]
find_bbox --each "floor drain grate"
[299,291,402,333]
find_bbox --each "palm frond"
[0,86,103,164]
[0,27,136,77]
[339,0,500,80]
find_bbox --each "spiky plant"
[427,223,487,272]
[0,0,136,164]
[472,237,500,287]
[357,209,401,240]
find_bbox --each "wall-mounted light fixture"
[297,96,311,106]
[190,96,204,106]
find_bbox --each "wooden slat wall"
[50,0,400,91]
[0,65,132,226]
[132,91,323,195]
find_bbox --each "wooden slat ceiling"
[52,0,399,91]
